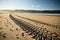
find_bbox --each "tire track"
[10,14,60,40]
[15,15,60,30]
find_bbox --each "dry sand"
[0,12,35,40]
[0,11,60,40]
[12,13,60,36]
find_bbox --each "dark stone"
[2,35,6,38]
[22,33,24,36]
[16,37,19,39]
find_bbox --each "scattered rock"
[22,33,24,36]
[2,35,6,38]
[16,37,19,39]
[16,34,18,36]
[16,28,18,31]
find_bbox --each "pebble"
[16,34,18,36]
[16,28,19,31]
[16,37,19,39]
[22,33,24,36]
[2,35,6,38]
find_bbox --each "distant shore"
[0,10,60,14]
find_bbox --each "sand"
[0,11,34,40]
[11,13,60,36]
[0,11,60,40]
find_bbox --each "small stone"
[22,33,24,36]
[2,35,6,38]
[16,34,18,36]
[16,37,19,39]
[16,28,18,31]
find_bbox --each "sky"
[0,0,60,10]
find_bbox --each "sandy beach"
[0,11,60,40]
